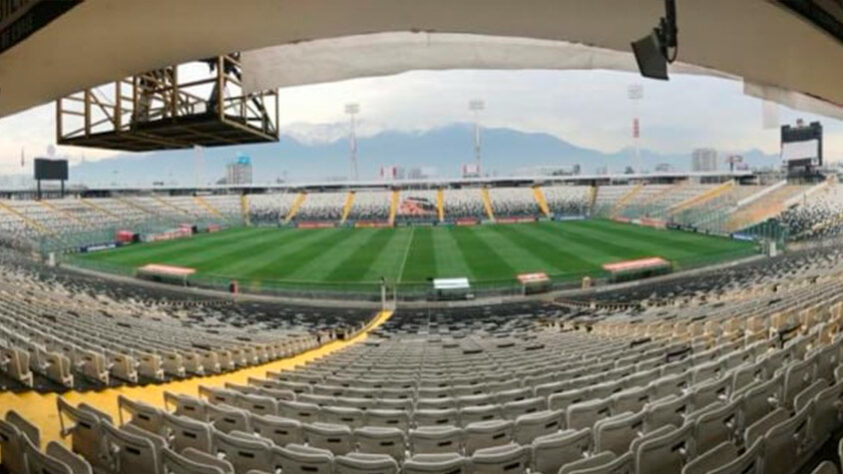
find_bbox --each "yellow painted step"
[118,196,155,216]
[389,189,400,226]
[285,192,307,223]
[38,199,82,225]
[0,201,49,234]
[240,194,250,225]
[152,194,191,217]
[532,185,551,217]
[0,310,394,451]
[669,180,735,215]
[436,189,444,222]
[587,185,598,215]
[80,198,119,219]
[195,195,222,218]
[609,184,643,218]
[481,187,495,222]
[340,191,356,224]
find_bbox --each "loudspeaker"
[631,29,668,80]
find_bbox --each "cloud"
[1,68,842,176]
[0,103,117,176]
[272,69,843,159]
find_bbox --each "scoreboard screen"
[34,158,69,181]
[781,120,823,173]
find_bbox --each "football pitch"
[76,220,756,290]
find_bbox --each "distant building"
[692,148,718,172]
[407,167,436,179]
[461,163,481,178]
[379,166,405,180]
[226,154,252,184]
[654,163,672,172]
[540,165,580,176]
[407,167,425,180]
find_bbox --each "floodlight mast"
[628,85,643,174]
[469,100,485,173]
[345,103,360,181]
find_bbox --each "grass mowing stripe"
[541,222,692,260]
[568,220,751,259]
[83,227,260,265]
[77,221,757,287]
[531,222,636,261]
[399,227,438,283]
[515,223,627,268]
[583,220,732,250]
[271,229,372,281]
[488,224,585,273]
[510,224,600,271]
[362,227,413,283]
[203,228,329,276]
[568,221,711,257]
[428,227,473,281]
[289,229,380,281]
[160,228,300,268]
[245,229,354,280]
[480,225,558,273]
[395,227,415,284]
[450,226,515,281]
[242,229,340,278]
[85,227,276,268]
[581,219,745,251]
[324,229,397,282]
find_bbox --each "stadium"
[3,2,843,474]
[64,180,759,299]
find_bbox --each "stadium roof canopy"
[2,0,843,118]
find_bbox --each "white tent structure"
[240,32,730,91]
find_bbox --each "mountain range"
[65,123,780,186]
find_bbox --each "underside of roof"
[239,33,730,90]
[1,0,843,118]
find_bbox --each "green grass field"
[75,220,755,291]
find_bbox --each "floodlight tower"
[469,99,485,173]
[193,145,204,187]
[628,85,644,174]
[345,103,360,181]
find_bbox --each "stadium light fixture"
[469,100,485,172]
[631,0,678,80]
[628,85,643,174]
[345,103,360,181]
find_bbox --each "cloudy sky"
[0,68,841,176]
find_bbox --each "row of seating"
[0,194,240,243]
[248,186,588,225]
[5,180,843,246]
[0,256,372,391]
[41,262,839,472]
